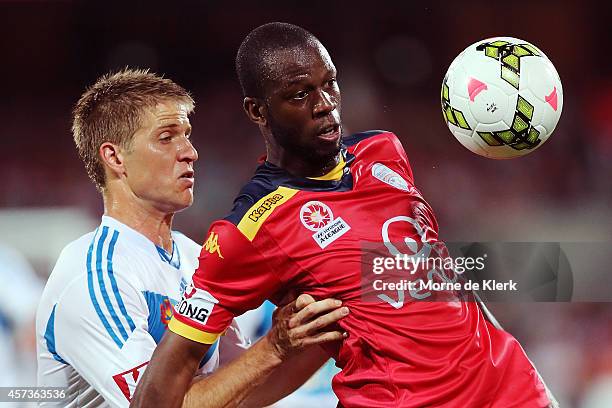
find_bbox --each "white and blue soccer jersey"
[36,216,220,407]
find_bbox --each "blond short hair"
[72,68,194,191]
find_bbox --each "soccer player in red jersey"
[133,23,557,407]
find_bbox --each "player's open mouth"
[317,124,340,142]
[179,170,195,187]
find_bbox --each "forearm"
[134,364,194,408]
[183,336,282,408]
[238,345,331,408]
[131,333,207,408]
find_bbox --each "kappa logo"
[112,361,149,401]
[371,163,414,193]
[203,232,223,258]
[299,201,350,249]
[248,193,284,222]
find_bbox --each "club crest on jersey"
[300,201,334,231]
[300,201,351,249]
[372,163,413,193]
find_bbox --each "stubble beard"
[268,117,342,170]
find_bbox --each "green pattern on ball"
[454,111,470,129]
[476,39,542,89]
[517,95,534,120]
[445,106,456,124]
[485,46,499,58]
[512,115,528,133]
[523,44,542,56]
[491,40,509,47]
[476,95,542,151]
[498,130,515,144]
[502,54,520,70]
[441,76,472,131]
[478,132,502,146]
[502,67,520,89]
[512,45,531,57]
[527,128,540,143]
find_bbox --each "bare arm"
[182,295,347,408]
[236,344,331,408]
[130,332,211,408]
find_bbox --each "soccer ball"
[441,37,563,159]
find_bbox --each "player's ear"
[99,142,126,177]
[243,97,267,126]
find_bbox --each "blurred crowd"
[1,1,610,407]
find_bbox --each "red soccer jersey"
[169,131,550,407]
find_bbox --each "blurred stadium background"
[1,1,611,406]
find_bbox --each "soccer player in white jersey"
[36,69,348,408]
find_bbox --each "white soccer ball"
[441,37,563,159]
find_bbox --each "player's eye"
[293,90,308,100]
[327,78,337,87]
[159,133,173,142]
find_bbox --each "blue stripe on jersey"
[96,226,130,342]
[172,243,181,269]
[87,228,123,348]
[200,339,219,367]
[44,304,67,364]
[106,229,136,333]
[255,301,276,338]
[155,241,181,269]
[142,290,176,344]
[155,245,171,263]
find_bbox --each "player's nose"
[313,89,337,118]
[178,137,198,163]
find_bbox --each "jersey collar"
[307,155,346,181]
[256,148,355,193]
[100,216,178,263]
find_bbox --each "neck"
[102,188,174,253]
[266,146,341,178]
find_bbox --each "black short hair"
[235,22,319,98]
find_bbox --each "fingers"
[294,293,316,311]
[291,306,349,338]
[289,298,343,329]
[266,295,349,360]
[299,330,346,347]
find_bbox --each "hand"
[266,294,348,361]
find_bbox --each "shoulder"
[54,231,96,267]
[44,231,96,297]
[224,178,298,242]
[345,129,414,181]
[172,230,201,253]
[344,129,408,159]
[48,227,146,301]
[342,129,400,147]
[38,230,142,344]
[171,231,203,274]
[43,229,146,336]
